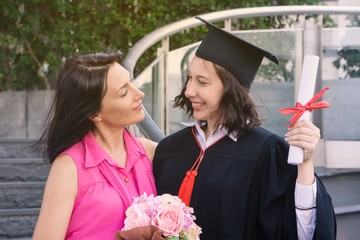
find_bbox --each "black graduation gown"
[153,127,336,240]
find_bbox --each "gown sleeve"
[313,177,337,239]
[253,135,336,240]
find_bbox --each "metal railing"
[125,5,360,142]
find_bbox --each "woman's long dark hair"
[37,50,123,163]
[174,61,261,137]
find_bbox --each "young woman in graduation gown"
[153,17,336,240]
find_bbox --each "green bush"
[332,15,360,79]
[0,0,320,91]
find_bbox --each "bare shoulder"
[46,154,78,195]
[42,154,78,203]
[138,138,158,163]
[50,154,77,178]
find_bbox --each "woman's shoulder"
[236,127,288,155]
[158,127,192,145]
[138,137,158,162]
[48,154,78,190]
[248,127,290,157]
[52,154,77,171]
[249,127,286,144]
[155,127,199,157]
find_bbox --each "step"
[316,169,360,209]
[0,182,45,209]
[316,168,360,240]
[0,138,43,159]
[0,208,38,239]
[336,211,360,240]
[0,158,50,182]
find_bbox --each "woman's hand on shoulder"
[138,138,158,163]
[32,154,77,240]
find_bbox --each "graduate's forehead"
[189,56,217,78]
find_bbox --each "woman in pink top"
[32,50,157,240]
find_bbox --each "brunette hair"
[37,50,123,163]
[174,61,261,137]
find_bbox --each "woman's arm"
[32,155,78,240]
[285,120,320,239]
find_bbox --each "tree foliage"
[333,48,360,78]
[1,0,322,90]
[332,15,360,79]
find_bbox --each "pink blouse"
[61,130,157,240]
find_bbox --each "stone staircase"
[0,138,50,239]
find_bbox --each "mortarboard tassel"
[178,126,226,206]
[178,170,198,206]
[178,127,204,206]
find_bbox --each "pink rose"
[151,204,185,237]
[123,193,157,230]
[123,203,152,230]
[156,194,195,230]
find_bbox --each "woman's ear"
[90,115,102,122]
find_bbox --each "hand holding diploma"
[279,55,330,165]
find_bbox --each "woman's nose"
[137,88,145,100]
[133,84,145,100]
[184,82,195,98]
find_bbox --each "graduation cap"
[195,16,279,89]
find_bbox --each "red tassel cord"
[178,170,198,206]
[178,127,204,206]
[279,87,331,128]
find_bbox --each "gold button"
[124,178,129,183]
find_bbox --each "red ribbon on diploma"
[279,87,331,128]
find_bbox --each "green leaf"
[166,236,180,240]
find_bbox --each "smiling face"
[185,56,224,128]
[95,62,145,128]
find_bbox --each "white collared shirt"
[182,120,317,240]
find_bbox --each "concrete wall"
[251,82,293,138]
[0,91,27,138]
[322,78,360,140]
[0,90,54,139]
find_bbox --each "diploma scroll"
[287,55,319,165]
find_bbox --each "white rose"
[186,222,202,240]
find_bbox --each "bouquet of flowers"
[116,193,202,240]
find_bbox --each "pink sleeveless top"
[61,130,157,240]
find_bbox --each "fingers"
[285,120,320,141]
[284,120,320,160]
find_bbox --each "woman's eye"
[198,79,207,85]
[119,89,127,97]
